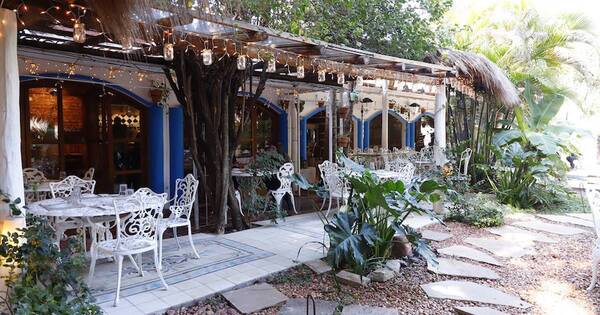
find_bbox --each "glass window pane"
[30,144,59,178]
[111,104,141,139]
[113,142,141,170]
[29,87,58,143]
[62,89,85,143]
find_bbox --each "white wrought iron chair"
[23,168,48,203]
[585,185,600,291]
[88,190,169,306]
[387,159,415,186]
[157,174,201,269]
[268,163,297,214]
[49,175,96,198]
[83,167,95,180]
[458,148,473,176]
[318,160,349,216]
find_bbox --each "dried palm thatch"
[425,48,520,107]
[88,0,191,47]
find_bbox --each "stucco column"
[381,80,389,150]
[327,90,334,162]
[434,83,447,165]
[0,9,25,228]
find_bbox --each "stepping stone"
[513,220,587,235]
[454,306,509,315]
[369,267,395,282]
[304,259,332,274]
[278,298,338,315]
[222,283,287,314]
[487,225,557,243]
[536,214,595,228]
[404,214,439,229]
[464,237,535,258]
[336,270,370,287]
[421,230,452,241]
[438,245,503,266]
[566,213,594,221]
[421,280,532,309]
[341,304,399,315]
[427,258,500,280]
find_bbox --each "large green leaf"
[324,212,379,270]
[493,129,521,147]
[530,93,565,129]
[527,131,561,155]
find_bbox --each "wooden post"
[434,83,447,165]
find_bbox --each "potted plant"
[337,134,351,148]
[150,80,170,106]
[388,100,396,109]
[338,106,350,117]
[317,100,325,108]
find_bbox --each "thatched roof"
[425,49,520,107]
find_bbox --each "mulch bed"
[167,217,600,315]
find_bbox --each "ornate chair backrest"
[417,146,434,162]
[585,185,600,238]
[318,161,347,197]
[171,174,199,219]
[458,148,473,176]
[276,163,295,191]
[318,160,335,189]
[49,175,96,198]
[389,159,415,185]
[113,190,167,250]
[23,168,47,185]
[83,167,95,180]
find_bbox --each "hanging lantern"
[356,75,364,86]
[297,64,305,79]
[73,21,86,43]
[267,57,277,73]
[318,69,326,82]
[163,43,174,61]
[237,55,246,70]
[337,73,345,85]
[202,49,213,65]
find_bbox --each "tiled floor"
[94,212,435,315]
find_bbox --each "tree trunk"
[164,48,267,234]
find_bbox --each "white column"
[0,9,25,229]
[381,80,389,150]
[327,90,334,162]
[434,83,447,165]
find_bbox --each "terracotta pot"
[388,102,395,109]
[317,100,325,108]
[420,107,427,114]
[390,235,413,258]
[149,89,163,103]
[338,107,350,117]
[337,136,351,148]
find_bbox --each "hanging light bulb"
[202,49,213,65]
[73,21,86,43]
[163,43,174,61]
[267,57,277,73]
[237,54,246,70]
[297,64,305,79]
[355,75,364,86]
[337,73,345,85]
[318,69,326,82]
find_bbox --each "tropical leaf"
[493,129,521,147]
[530,93,564,129]
[527,131,561,155]
[324,212,379,270]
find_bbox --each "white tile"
[205,278,236,292]
[181,284,215,299]
[135,299,170,314]
[124,291,158,305]
[102,305,144,315]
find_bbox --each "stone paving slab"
[222,283,287,314]
[438,245,503,266]
[278,298,338,315]
[421,230,452,241]
[513,220,588,235]
[336,270,371,287]
[341,304,399,315]
[427,258,500,280]
[465,237,535,258]
[536,214,595,228]
[454,306,510,315]
[566,213,594,221]
[487,225,557,243]
[421,280,532,309]
[304,259,332,274]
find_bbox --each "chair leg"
[325,195,333,217]
[173,227,181,249]
[88,246,97,285]
[289,192,298,214]
[126,255,143,277]
[158,227,165,270]
[187,223,201,259]
[588,246,600,291]
[319,197,327,211]
[154,248,169,290]
[114,255,124,307]
[274,193,284,212]
[235,190,244,216]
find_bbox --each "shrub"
[446,193,510,228]
[0,215,101,315]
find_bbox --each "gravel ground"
[168,216,599,315]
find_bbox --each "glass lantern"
[163,43,174,61]
[73,22,86,43]
[337,73,345,85]
[202,49,213,65]
[267,58,276,73]
[237,55,246,70]
[318,69,326,82]
[297,65,305,79]
[356,75,363,86]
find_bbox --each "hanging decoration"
[337,72,345,85]
[296,57,305,79]
[355,75,363,86]
[237,54,246,70]
[163,43,174,61]
[318,69,326,82]
[267,54,277,73]
[72,21,86,43]
[202,48,213,65]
